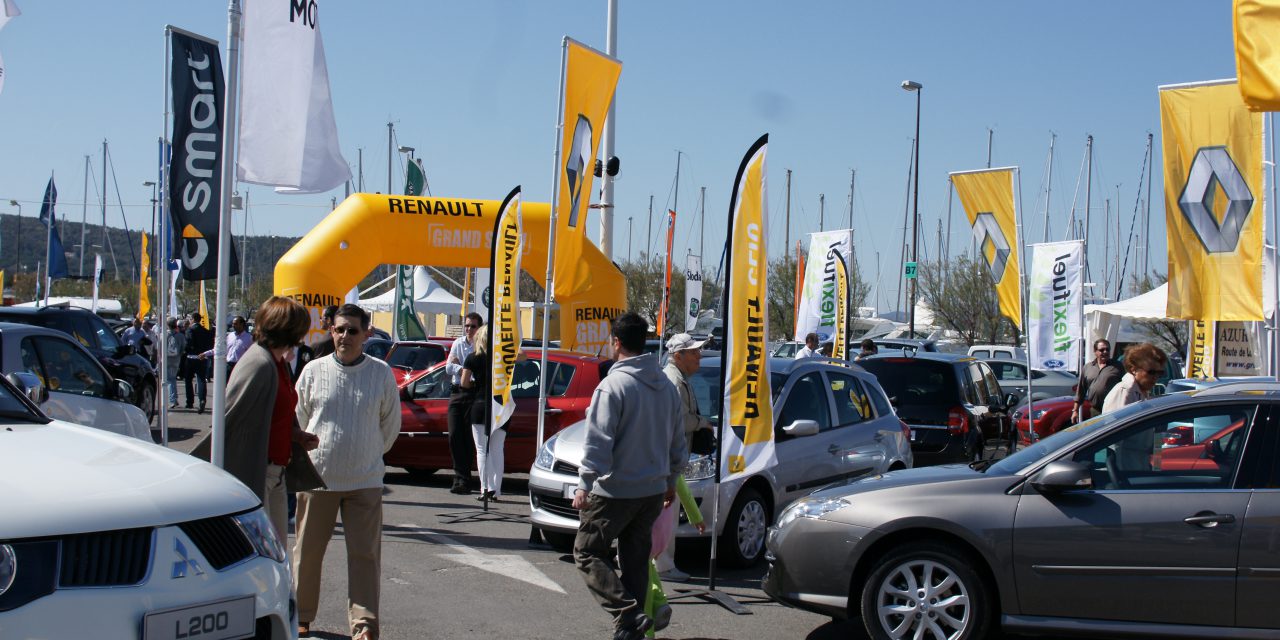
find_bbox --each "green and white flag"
[393,158,428,341]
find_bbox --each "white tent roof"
[15,297,124,315]
[360,267,463,315]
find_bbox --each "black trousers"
[447,391,475,481]
[574,493,664,625]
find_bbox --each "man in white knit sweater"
[293,304,401,640]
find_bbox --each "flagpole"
[210,0,243,469]
[1016,168,1031,449]
[157,26,172,445]
[537,38,569,451]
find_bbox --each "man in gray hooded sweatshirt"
[572,312,687,640]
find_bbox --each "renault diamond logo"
[1179,146,1253,254]
[172,538,204,579]
[971,212,1010,280]
[563,115,593,229]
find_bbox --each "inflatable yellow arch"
[274,193,626,354]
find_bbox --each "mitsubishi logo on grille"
[970,212,1010,280]
[172,538,204,579]
[1178,146,1254,254]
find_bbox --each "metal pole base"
[666,586,754,615]
[438,499,530,525]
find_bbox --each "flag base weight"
[438,497,529,525]
[666,586,754,615]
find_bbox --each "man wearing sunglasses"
[445,312,484,494]
[1072,339,1123,423]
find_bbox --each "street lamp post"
[902,80,922,337]
[143,181,158,244]
[9,200,20,274]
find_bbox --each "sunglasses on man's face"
[465,324,480,330]
[332,327,363,336]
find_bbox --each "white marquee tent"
[359,266,463,316]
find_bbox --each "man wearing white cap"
[657,333,713,582]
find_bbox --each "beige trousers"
[293,488,383,637]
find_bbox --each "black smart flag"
[168,28,237,281]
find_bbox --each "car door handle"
[1184,512,1236,528]
[874,433,884,441]
[828,444,841,455]
[544,408,563,415]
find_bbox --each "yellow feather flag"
[832,254,849,361]
[489,186,523,429]
[950,168,1022,328]
[1160,80,1263,320]
[139,233,152,318]
[552,38,621,301]
[198,280,210,329]
[721,134,775,481]
[1234,0,1280,111]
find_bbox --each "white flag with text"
[237,0,350,194]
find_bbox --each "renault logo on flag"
[971,212,1010,280]
[1179,146,1254,254]
[564,115,593,229]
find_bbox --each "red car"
[1158,418,1246,472]
[383,338,452,384]
[384,350,608,478]
[1013,395,1090,446]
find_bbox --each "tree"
[917,255,1012,346]
[1131,271,1187,357]
[620,253,686,336]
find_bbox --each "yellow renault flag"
[721,134,776,481]
[832,254,849,360]
[139,233,152,319]
[951,168,1022,329]
[552,38,621,301]
[1234,0,1280,111]
[1160,80,1263,320]
[198,280,210,329]
[489,187,523,429]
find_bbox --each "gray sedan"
[764,382,1280,639]
[982,358,1077,405]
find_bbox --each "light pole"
[143,181,158,244]
[9,200,20,274]
[902,80,922,337]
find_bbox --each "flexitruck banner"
[1160,80,1264,320]
[489,187,523,429]
[720,134,776,481]
[168,29,236,281]
[552,38,621,301]
[684,253,702,332]
[951,168,1022,329]
[1027,241,1083,371]
[794,229,853,342]
[1234,0,1280,111]
[831,253,849,360]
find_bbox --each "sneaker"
[168,403,178,410]
[613,613,653,640]
[450,480,470,495]
[658,568,690,583]
[297,622,310,637]
[653,604,672,632]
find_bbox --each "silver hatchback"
[764,382,1280,639]
[529,357,912,567]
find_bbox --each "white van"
[967,344,1027,360]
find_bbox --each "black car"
[870,338,939,354]
[0,305,157,420]
[858,352,1015,466]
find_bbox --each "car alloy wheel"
[138,382,156,424]
[861,542,991,640]
[719,487,768,567]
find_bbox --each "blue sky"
[0,1,1250,311]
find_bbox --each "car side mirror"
[781,419,820,437]
[114,379,134,402]
[400,386,413,401]
[1003,393,1019,410]
[7,372,49,404]
[1206,438,1225,462]
[1030,460,1093,493]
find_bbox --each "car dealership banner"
[951,167,1022,329]
[1028,240,1083,371]
[489,187,523,429]
[684,253,702,332]
[794,229,853,342]
[721,134,776,481]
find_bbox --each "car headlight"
[684,454,715,481]
[775,496,850,529]
[0,545,14,596]
[232,508,286,563]
[1030,409,1048,421]
[534,434,559,471]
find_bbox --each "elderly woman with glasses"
[1101,342,1168,414]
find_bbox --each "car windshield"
[984,401,1153,475]
[387,345,445,371]
[688,365,786,425]
[858,359,959,405]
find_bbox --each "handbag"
[285,441,326,492]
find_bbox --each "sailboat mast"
[1042,133,1056,243]
[698,186,705,259]
[819,193,825,232]
[673,150,681,218]
[1083,134,1093,293]
[1143,133,1153,276]
[847,169,856,230]
[784,169,791,255]
[80,155,89,274]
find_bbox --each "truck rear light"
[900,420,911,439]
[947,406,969,435]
